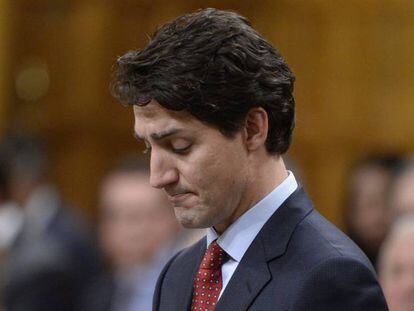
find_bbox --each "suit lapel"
[176,239,207,310]
[216,187,313,310]
[215,238,271,311]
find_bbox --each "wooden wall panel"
[4,0,414,225]
[0,0,11,134]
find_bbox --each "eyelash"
[142,144,191,155]
[171,144,191,154]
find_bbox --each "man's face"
[99,172,177,270]
[133,101,250,233]
[349,166,391,248]
[390,169,414,218]
[381,233,414,311]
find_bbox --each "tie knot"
[201,241,227,270]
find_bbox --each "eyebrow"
[133,128,183,141]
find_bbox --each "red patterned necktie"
[191,240,227,311]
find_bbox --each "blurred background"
[1,0,414,310]
[1,0,414,224]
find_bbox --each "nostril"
[149,175,164,189]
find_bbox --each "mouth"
[167,192,194,205]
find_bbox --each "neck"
[249,155,288,205]
[214,155,288,234]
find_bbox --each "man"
[0,148,22,310]
[0,148,22,258]
[85,158,183,311]
[0,133,103,311]
[111,8,388,310]
[379,217,414,311]
[344,154,402,268]
[388,159,414,219]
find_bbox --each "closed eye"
[171,144,191,154]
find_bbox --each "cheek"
[178,141,247,195]
[195,157,234,191]
[178,150,219,187]
[201,164,244,207]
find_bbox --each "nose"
[149,149,179,189]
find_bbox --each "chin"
[178,216,207,229]
[179,220,201,229]
[175,209,211,229]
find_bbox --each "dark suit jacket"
[3,204,104,311]
[153,187,389,311]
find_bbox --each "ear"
[243,107,268,152]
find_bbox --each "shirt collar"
[206,171,298,262]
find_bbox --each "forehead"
[133,101,205,137]
[101,173,166,207]
[134,100,189,120]
[388,232,414,260]
[102,173,155,198]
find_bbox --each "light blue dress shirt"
[206,171,298,298]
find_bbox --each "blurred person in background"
[388,159,414,219]
[0,147,22,310]
[344,154,402,268]
[379,216,414,311]
[85,157,200,311]
[0,146,22,260]
[0,133,103,311]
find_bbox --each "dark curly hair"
[111,8,295,154]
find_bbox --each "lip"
[168,192,194,204]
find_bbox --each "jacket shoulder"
[281,209,388,310]
[289,255,389,310]
[293,208,375,271]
